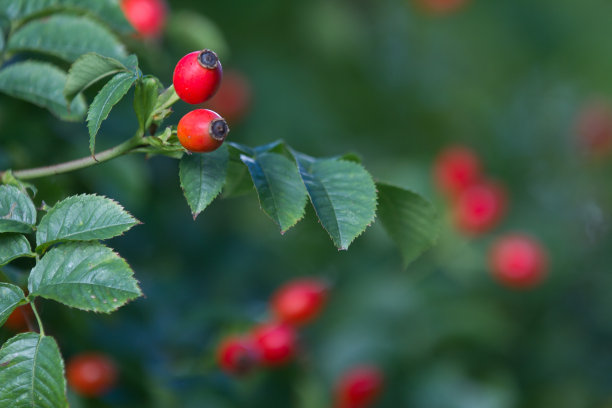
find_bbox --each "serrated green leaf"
[0,283,26,327]
[35,194,139,251]
[134,76,160,134]
[8,14,127,63]
[292,152,377,250]
[377,183,440,267]
[0,332,67,408]
[64,52,130,104]
[241,152,308,233]
[87,71,137,155]
[28,242,142,313]
[180,145,229,219]
[0,234,33,266]
[0,185,36,234]
[0,61,86,121]
[0,0,132,33]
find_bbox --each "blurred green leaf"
[0,283,25,327]
[179,145,229,219]
[87,71,137,155]
[28,242,142,313]
[0,333,67,408]
[241,152,308,233]
[0,14,8,53]
[0,234,33,266]
[0,185,36,234]
[0,61,86,121]
[292,151,377,250]
[36,194,139,251]
[166,10,229,59]
[134,76,160,134]
[7,14,127,63]
[377,183,439,267]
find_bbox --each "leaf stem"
[30,301,45,336]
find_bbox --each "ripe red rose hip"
[271,278,328,326]
[489,234,548,289]
[433,145,481,198]
[173,50,223,105]
[205,70,252,124]
[335,365,384,408]
[66,353,118,397]
[177,109,229,152]
[453,180,507,235]
[120,0,167,38]
[252,323,297,366]
[217,336,260,375]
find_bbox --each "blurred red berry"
[120,0,167,38]
[4,304,33,332]
[453,180,507,235]
[205,70,252,124]
[489,234,548,289]
[576,100,612,158]
[66,353,118,397]
[177,109,229,152]
[252,323,297,366]
[335,365,384,408]
[217,336,260,375]
[415,0,470,14]
[173,50,223,105]
[271,278,328,326]
[433,146,481,198]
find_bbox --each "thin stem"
[30,301,45,336]
[0,136,147,181]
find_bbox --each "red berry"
[433,146,481,198]
[489,234,548,289]
[66,353,117,397]
[217,336,260,375]
[120,0,167,38]
[173,50,223,105]
[252,323,297,366]
[271,279,328,326]
[3,304,33,332]
[575,100,612,157]
[415,0,470,14]
[177,109,229,153]
[453,180,507,235]
[205,70,252,124]
[335,366,384,408]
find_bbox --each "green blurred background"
[3,0,612,406]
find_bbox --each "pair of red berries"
[66,353,118,397]
[217,278,328,375]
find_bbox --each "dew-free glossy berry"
[433,146,481,198]
[217,336,260,375]
[271,278,328,326]
[453,180,507,235]
[177,109,229,152]
[173,50,223,104]
[121,0,166,38]
[489,234,548,289]
[335,365,384,408]
[66,353,117,397]
[252,323,297,366]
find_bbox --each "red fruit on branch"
[271,278,328,326]
[205,70,252,124]
[252,323,297,366]
[433,146,481,198]
[66,353,118,397]
[173,50,223,105]
[453,180,507,235]
[335,365,384,408]
[120,0,167,38]
[177,109,229,153]
[489,234,548,289]
[217,336,260,375]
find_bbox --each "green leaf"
[134,76,160,134]
[292,152,377,250]
[0,13,9,52]
[0,283,25,327]
[0,61,87,121]
[166,11,229,59]
[0,332,68,408]
[0,234,33,266]
[36,194,139,251]
[8,14,127,63]
[179,145,229,219]
[64,52,130,104]
[87,71,137,155]
[241,152,308,233]
[377,183,440,267]
[222,159,254,198]
[28,242,142,313]
[0,185,36,234]
[0,0,132,33]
